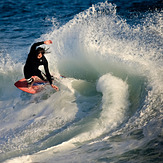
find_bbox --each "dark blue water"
[0,0,162,162]
[0,0,161,51]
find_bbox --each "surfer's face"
[37,53,43,59]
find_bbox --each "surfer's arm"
[29,40,52,54]
[43,59,52,85]
[29,41,44,54]
[43,60,58,91]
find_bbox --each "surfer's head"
[36,47,45,59]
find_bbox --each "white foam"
[97,73,129,127]
[73,73,129,141]
[1,2,163,162]
[3,73,130,163]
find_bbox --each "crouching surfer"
[24,40,59,91]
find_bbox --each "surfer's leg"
[35,70,47,81]
[36,70,54,81]
[26,78,34,88]
[24,67,34,88]
[26,78,34,84]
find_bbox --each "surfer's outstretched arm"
[29,42,44,54]
[29,40,52,54]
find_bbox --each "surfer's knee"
[26,77,34,85]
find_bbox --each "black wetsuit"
[24,41,52,85]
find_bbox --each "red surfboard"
[14,76,49,94]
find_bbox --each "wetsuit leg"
[35,70,55,81]
[35,69,47,81]
[24,66,46,84]
[24,66,34,84]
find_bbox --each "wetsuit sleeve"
[43,59,52,85]
[29,41,44,54]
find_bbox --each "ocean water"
[0,0,163,162]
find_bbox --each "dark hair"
[36,47,45,55]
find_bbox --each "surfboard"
[14,76,55,94]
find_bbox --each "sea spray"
[1,1,162,162]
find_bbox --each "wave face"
[0,1,162,163]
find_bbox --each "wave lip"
[97,73,129,130]
[67,73,130,143]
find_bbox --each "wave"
[1,2,162,162]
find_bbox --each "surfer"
[24,40,59,91]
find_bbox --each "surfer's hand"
[51,84,59,91]
[44,40,52,45]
